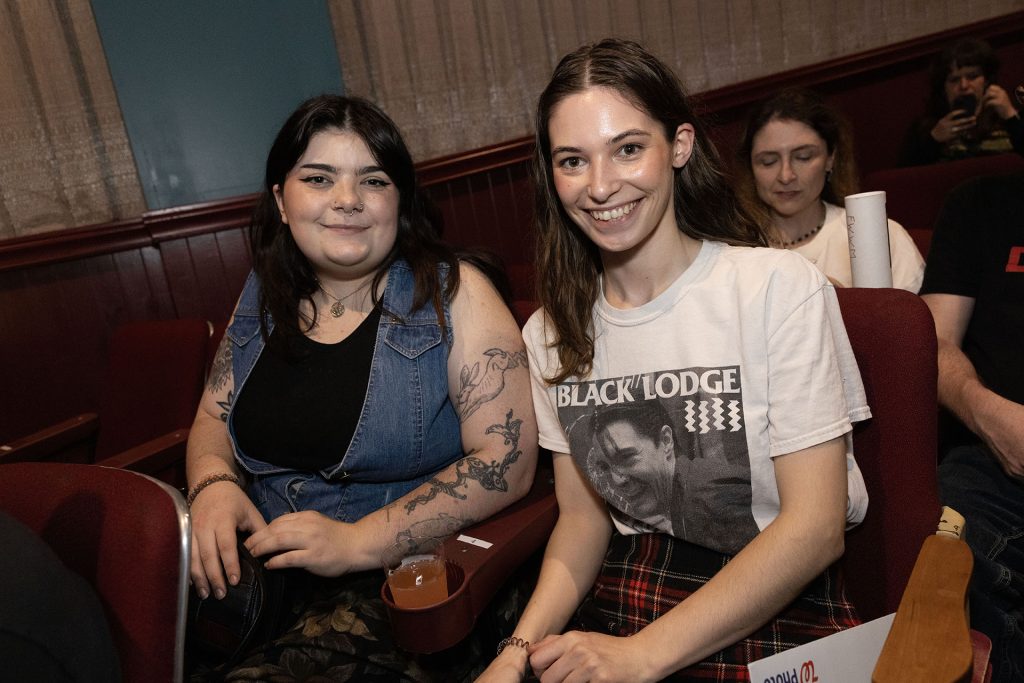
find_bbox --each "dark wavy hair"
[249,94,458,352]
[927,37,1000,117]
[533,39,764,384]
[735,88,859,233]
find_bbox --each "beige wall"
[330,0,1024,161]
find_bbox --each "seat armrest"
[0,413,99,464]
[100,428,190,491]
[873,514,974,683]
[382,463,558,653]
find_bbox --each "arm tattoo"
[404,409,522,513]
[217,390,234,423]
[207,336,233,393]
[456,348,527,421]
[393,513,475,545]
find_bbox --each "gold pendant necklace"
[318,279,371,318]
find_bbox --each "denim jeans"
[939,444,1024,683]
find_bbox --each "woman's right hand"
[930,108,976,143]
[188,480,267,600]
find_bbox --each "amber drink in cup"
[382,536,449,609]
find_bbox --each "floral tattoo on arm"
[207,337,234,422]
[404,409,523,513]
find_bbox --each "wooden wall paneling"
[0,259,112,442]
[446,175,488,250]
[211,226,254,322]
[110,247,175,322]
[485,164,521,259]
[156,236,205,320]
[0,267,72,443]
[183,231,238,323]
[136,244,179,320]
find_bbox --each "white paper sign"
[456,534,493,549]
[747,613,895,683]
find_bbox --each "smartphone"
[950,93,977,115]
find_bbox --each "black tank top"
[232,306,382,471]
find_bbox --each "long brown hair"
[533,39,763,384]
[735,88,859,236]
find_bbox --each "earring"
[825,169,833,183]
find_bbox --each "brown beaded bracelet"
[496,635,530,656]
[186,472,240,507]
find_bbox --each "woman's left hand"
[528,631,658,683]
[983,84,1019,120]
[244,510,360,576]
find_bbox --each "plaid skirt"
[571,532,860,683]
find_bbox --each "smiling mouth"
[589,200,639,222]
[322,223,368,230]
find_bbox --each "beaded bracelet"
[186,472,240,507]
[496,635,530,657]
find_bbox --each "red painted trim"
[2,10,1021,273]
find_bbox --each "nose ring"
[339,202,364,215]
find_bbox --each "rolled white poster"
[845,190,893,288]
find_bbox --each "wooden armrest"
[873,508,975,683]
[0,413,99,464]
[99,428,190,491]
[382,463,558,653]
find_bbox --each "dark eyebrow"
[299,163,337,173]
[297,163,386,176]
[551,130,652,157]
[610,129,651,144]
[550,145,581,157]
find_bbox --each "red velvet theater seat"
[835,287,940,620]
[0,462,190,683]
[863,153,1024,257]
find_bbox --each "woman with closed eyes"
[735,88,924,292]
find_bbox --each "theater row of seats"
[863,152,1024,258]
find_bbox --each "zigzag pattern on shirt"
[680,399,743,433]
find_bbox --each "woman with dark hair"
[186,94,537,680]
[478,39,870,682]
[736,88,924,292]
[901,37,1022,166]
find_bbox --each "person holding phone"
[900,37,1022,166]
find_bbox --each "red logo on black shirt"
[1008,246,1024,273]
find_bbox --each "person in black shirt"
[920,169,1024,683]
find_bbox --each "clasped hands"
[478,631,659,683]
[190,481,362,600]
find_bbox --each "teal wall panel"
[91,1,344,209]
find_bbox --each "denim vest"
[227,261,462,523]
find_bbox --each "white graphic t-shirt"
[523,241,870,556]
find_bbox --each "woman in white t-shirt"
[478,40,871,683]
[735,88,925,292]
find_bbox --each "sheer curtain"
[328,0,1019,161]
[0,0,144,240]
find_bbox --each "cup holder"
[381,559,474,653]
